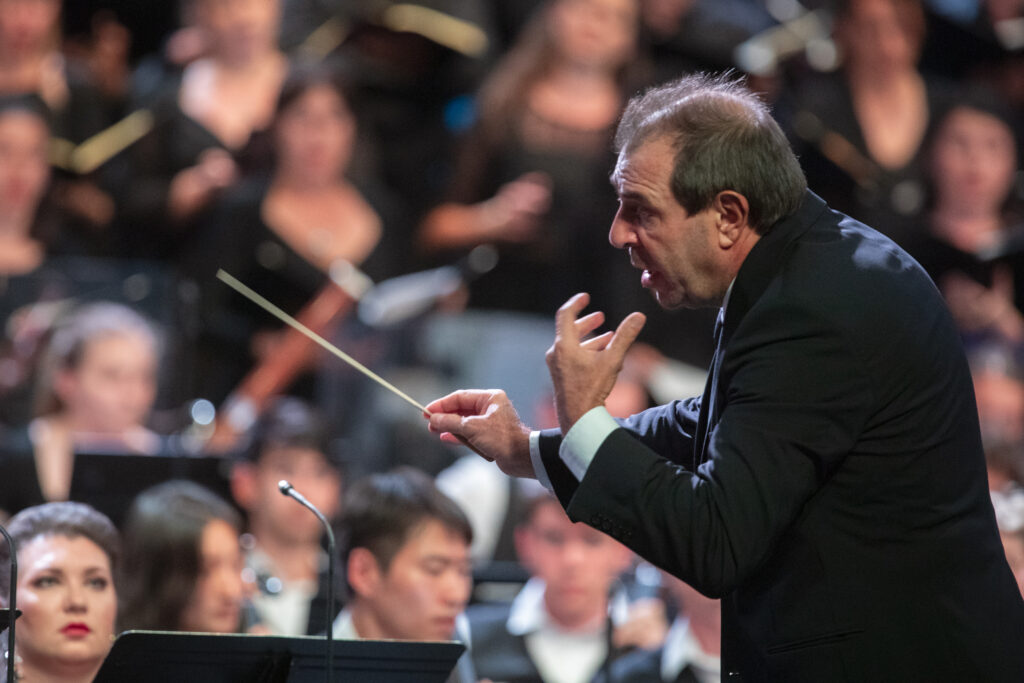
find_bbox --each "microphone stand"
[1,524,16,683]
[278,481,335,683]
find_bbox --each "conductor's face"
[609,135,725,309]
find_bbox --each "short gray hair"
[614,72,806,234]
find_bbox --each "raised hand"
[546,293,646,433]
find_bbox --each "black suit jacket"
[537,191,1024,682]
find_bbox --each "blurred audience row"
[3,0,1024,681]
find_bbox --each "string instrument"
[204,261,372,453]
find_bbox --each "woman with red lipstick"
[0,501,119,683]
[118,480,248,634]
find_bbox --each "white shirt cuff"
[559,406,619,481]
[529,431,553,491]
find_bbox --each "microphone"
[1,523,17,683]
[278,480,336,683]
[357,244,499,328]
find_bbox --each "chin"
[654,291,687,311]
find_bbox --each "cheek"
[17,587,57,634]
[93,591,118,631]
[188,576,216,612]
[301,480,340,515]
[396,573,438,614]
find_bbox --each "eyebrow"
[617,189,652,203]
[420,554,472,567]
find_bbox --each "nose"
[440,570,471,609]
[561,538,588,569]
[64,584,87,612]
[216,566,245,604]
[609,209,634,250]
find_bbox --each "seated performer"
[332,467,476,683]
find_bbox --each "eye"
[539,529,566,546]
[87,577,109,590]
[31,575,59,589]
[422,560,446,577]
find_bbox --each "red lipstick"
[61,623,91,636]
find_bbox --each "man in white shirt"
[331,467,476,683]
[468,492,633,683]
[231,397,343,635]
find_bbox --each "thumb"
[607,312,647,358]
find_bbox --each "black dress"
[785,72,952,246]
[180,175,405,404]
[438,104,622,316]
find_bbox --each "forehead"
[20,534,111,572]
[611,135,677,197]
[392,519,468,564]
[79,331,155,365]
[258,445,330,468]
[940,107,1013,140]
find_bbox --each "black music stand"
[0,608,19,630]
[68,452,233,528]
[93,631,465,683]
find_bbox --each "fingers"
[428,411,465,435]
[554,293,591,342]
[581,331,613,350]
[424,389,491,416]
[575,311,606,338]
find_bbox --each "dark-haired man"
[426,73,1024,681]
[331,467,475,683]
[467,492,633,683]
[230,397,343,635]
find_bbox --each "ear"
[347,547,383,599]
[229,463,258,511]
[53,367,77,406]
[713,191,751,248]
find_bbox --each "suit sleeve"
[538,397,702,509]
[560,304,873,597]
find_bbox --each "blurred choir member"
[788,0,939,244]
[0,0,108,143]
[904,92,1024,346]
[185,61,399,405]
[0,302,160,516]
[419,0,645,315]
[109,0,287,257]
[467,492,634,683]
[118,480,247,633]
[231,397,343,635]
[599,572,721,683]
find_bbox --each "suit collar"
[721,190,828,343]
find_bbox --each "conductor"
[425,74,1024,682]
